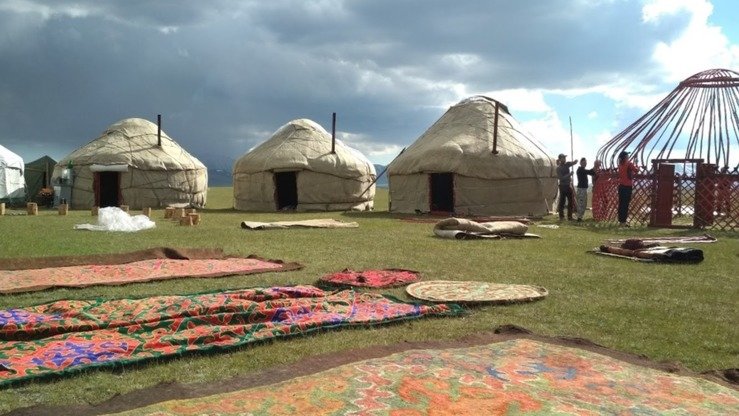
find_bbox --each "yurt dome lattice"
[232,119,376,212]
[593,68,739,230]
[387,96,557,216]
[52,118,208,210]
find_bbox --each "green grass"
[0,187,737,411]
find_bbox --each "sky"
[1,0,738,170]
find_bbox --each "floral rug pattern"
[319,269,421,288]
[0,257,292,294]
[105,338,738,415]
[0,286,461,386]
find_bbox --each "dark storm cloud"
[0,0,691,167]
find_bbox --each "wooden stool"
[172,208,186,220]
[92,206,99,216]
[58,203,68,215]
[26,202,38,215]
[164,207,175,219]
[188,213,201,225]
[185,208,196,215]
[179,215,194,226]
[142,207,152,217]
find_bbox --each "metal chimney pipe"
[492,103,499,154]
[331,112,336,154]
[157,114,162,147]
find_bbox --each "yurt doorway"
[95,172,120,207]
[274,171,298,210]
[429,172,454,212]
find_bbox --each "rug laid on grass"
[433,218,540,240]
[0,286,461,387]
[318,269,421,288]
[0,248,302,294]
[96,336,738,415]
[406,280,548,304]
[605,234,717,245]
[591,245,705,263]
[240,219,358,230]
[401,215,532,224]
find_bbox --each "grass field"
[0,187,737,412]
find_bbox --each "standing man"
[575,158,597,222]
[617,151,639,227]
[556,153,578,221]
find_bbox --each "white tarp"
[0,144,26,200]
[74,206,156,232]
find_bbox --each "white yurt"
[0,144,26,203]
[52,118,208,209]
[387,96,557,216]
[233,119,376,211]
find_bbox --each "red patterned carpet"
[0,248,301,293]
[319,269,421,288]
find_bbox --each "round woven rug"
[406,280,548,304]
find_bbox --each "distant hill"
[373,164,388,188]
[208,169,232,187]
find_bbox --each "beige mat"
[240,219,359,230]
[406,280,548,304]
[433,218,539,239]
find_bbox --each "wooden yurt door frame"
[429,172,454,213]
[274,171,298,210]
[93,172,123,207]
[648,158,725,229]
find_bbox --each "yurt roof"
[26,155,57,170]
[388,96,555,179]
[596,68,739,170]
[58,118,206,171]
[233,118,376,178]
[0,144,24,171]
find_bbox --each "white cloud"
[440,53,482,69]
[339,131,403,164]
[643,0,739,82]
[159,26,179,34]
[587,111,598,119]
[0,0,94,19]
[594,130,614,145]
[478,89,552,113]
[517,111,582,158]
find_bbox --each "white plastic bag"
[74,207,156,232]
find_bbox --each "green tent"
[24,155,56,202]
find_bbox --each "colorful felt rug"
[0,248,302,294]
[100,338,739,416]
[0,286,461,387]
[406,280,548,304]
[319,269,421,288]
